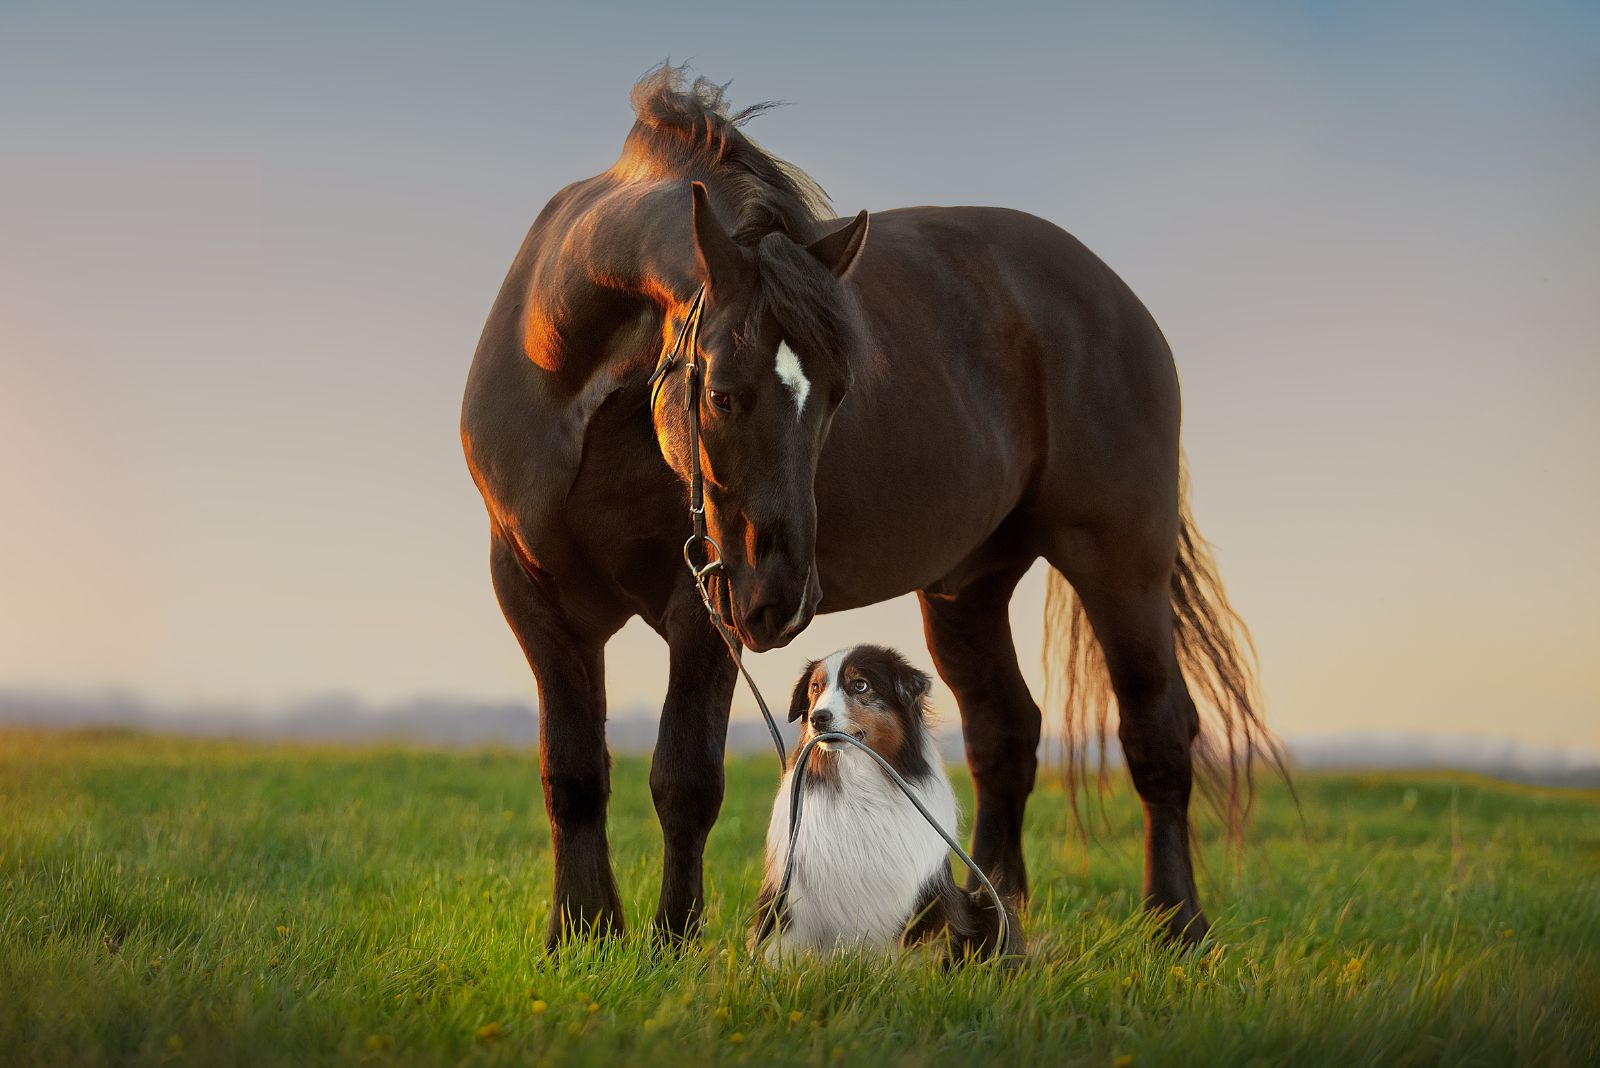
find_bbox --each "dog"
[750,644,1020,963]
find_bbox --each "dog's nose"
[810,711,834,731]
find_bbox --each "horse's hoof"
[1157,904,1210,950]
[544,905,626,952]
[647,912,704,955]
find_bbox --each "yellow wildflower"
[364,1034,393,1052]
[789,1010,805,1024]
[275,925,289,937]
[729,1032,745,1045]
[530,999,548,1015]
[474,1022,504,1043]
[1112,1055,1134,1068]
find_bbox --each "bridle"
[647,284,1011,956]
[646,285,715,585]
[648,284,789,763]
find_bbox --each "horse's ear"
[806,210,869,279]
[788,663,816,723]
[690,181,746,295]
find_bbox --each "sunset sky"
[2,2,1596,748]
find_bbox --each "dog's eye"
[809,679,820,695]
[849,678,869,695]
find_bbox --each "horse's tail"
[1044,465,1288,842]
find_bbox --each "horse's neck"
[527,179,706,392]
[466,171,733,551]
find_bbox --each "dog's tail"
[1043,464,1289,841]
[968,886,1024,964]
[921,874,1023,966]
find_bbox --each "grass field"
[1,729,1597,1066]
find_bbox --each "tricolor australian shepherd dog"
[751,645,1020,964]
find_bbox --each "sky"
[1,1,1596,747]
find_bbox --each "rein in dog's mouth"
[815,729,867,751]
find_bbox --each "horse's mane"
[616,65,867,380]
[619,63,832,244]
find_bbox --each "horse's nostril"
[747,600,787,638]
[740,582,812,650]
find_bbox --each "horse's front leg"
[649,598,739,942]
[490,537,624,947]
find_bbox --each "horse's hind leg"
[918,560,1041,901]
[490,536,625,948]
[1047,526,1208,944]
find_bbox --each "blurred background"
[2,2,1596,779]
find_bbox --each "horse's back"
[849,204,1182,531]
[860,203,1172,370]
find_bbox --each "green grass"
[1,730,1597,1066]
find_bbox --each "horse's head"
[653,182,869,652]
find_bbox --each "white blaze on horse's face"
[773,342,811,420]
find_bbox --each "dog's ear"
[788,662,817,723]
[893,663,934,720]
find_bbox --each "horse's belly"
[812,454,1024,608]
[809,352,1033,607]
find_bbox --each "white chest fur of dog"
[762,734,958,956]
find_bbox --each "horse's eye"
[850,678,869,695]
[707,389,732,412]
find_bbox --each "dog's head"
[787,645,934,778]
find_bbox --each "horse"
[461,65,1274,949]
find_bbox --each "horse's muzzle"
[736,567,820,652]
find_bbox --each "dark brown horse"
[462,66,1272,949]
